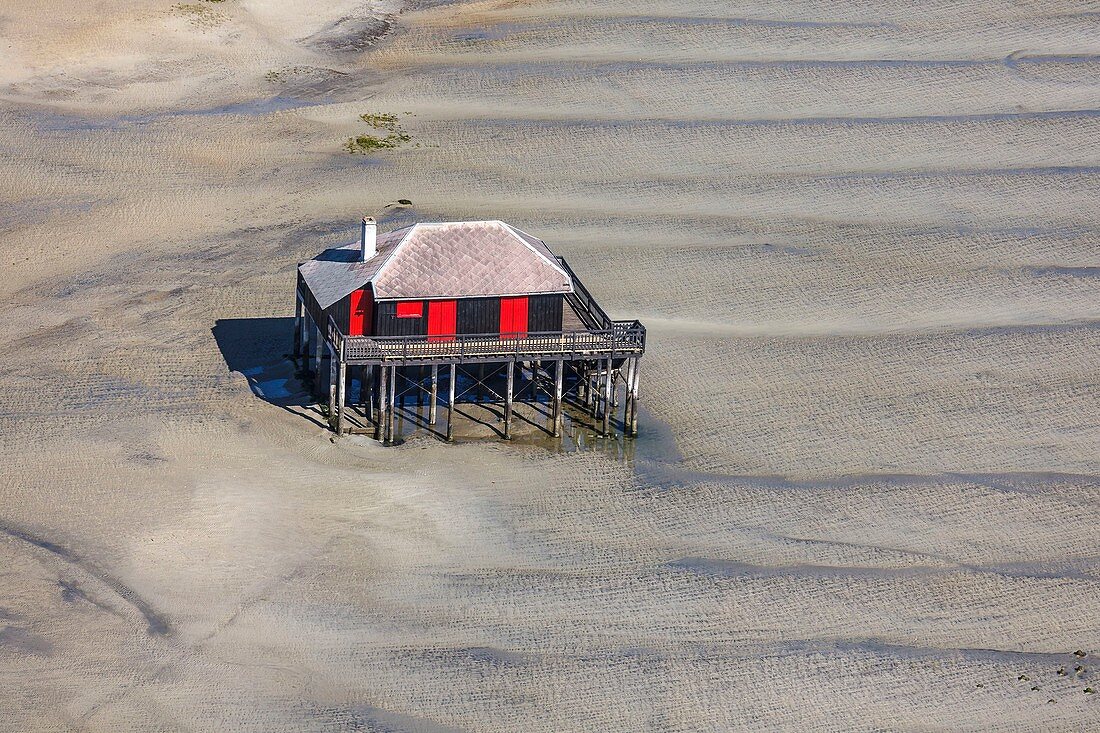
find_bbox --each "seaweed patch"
[345,112,414,154]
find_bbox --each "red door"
[427,299,457,342]
[349,288,373,336]
[499,296,528,338]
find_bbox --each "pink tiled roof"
[372,221,572,300]
[300,221,573,308]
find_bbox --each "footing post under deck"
[504,361,514,440]
[602,358,612,436]
[447,363,457,441]
[293,297,303,359]
[622,358,634,435]
[629,357,641,436]
[311,321,322,396]
[589,364,599,418]
[327,342,337,430]
[336,351,346,435]
[386,365,396,443]
[363,366,374,421]
[380,365,389,440]
[375,365,387,442]
[429,365,439,425]
[552,359,564,437]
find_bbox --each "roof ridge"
[501,222,571,282]
[368,222,421,280]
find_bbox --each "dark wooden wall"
[323,293,567,338]
[456,297,501,335]
[528,294,564,333]
[327,295,351,335]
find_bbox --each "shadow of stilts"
[211,317,330,430]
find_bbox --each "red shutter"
[427,300,456,342]
[499,296,528,338]
[395,301,423,318]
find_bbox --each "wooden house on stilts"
[294,217,645,443]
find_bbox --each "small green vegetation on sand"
[345,134,409,152]
[173,3,227,26]
[345,112,413,154]
[358,113,401,130]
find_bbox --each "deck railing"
[329,319,645,363]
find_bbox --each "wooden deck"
[333,321,645,365]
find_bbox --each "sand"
[1,0,1099,730]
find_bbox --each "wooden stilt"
[363,366,373,421]
[293,297,303,359]
[386,365,396,443]
[611,368,619,407]
[447,362,456,441]
[312,323,323,396]
[552,359,563,437]
[312,321,323,396]
[629,357,641,436]
[327,342,337,431]
[622,358,634,435]
[301,310,311,361]
[429,365,438,425]
[336,347,347,435]
[504,361,514,439]
[602,358,612,436]
[589,364,599,417]
[375,365,387,441]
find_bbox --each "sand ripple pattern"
[0,0,1099,730]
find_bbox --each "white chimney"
[360,216,377,261]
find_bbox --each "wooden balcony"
[328,320,646,366]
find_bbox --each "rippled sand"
[1,1,1099,730]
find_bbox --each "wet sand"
[1,1,1099,730]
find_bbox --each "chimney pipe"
[360,216,376,261]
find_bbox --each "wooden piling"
[375,365,387,441]
[602,358,612,436]
[386,365,396,443]
[313,322,324,397]
[326,342,337,427]
[429,365,438,425]
[552,359,563,437]
[293,296,303,359]
[589,364,599,417]
[504,360,514,439]
[363,366,373,421]
[336,346,347,435]
[622,358,633,435]
[633,354,642,433]
[447,362,456,441]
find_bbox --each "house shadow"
[211,317,327,429]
